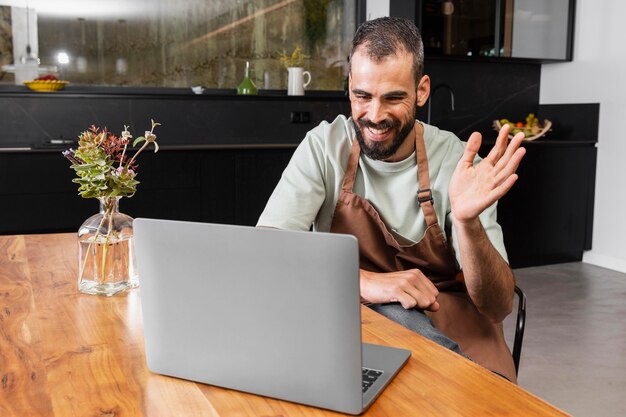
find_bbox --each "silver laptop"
[134,218,410,415]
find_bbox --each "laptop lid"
[134,218,409,414]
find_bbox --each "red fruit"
[35,74,58,81]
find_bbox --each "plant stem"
[100,202,114,281]
[119,142,128,169]
[78,202,110,284]
[126,141,150,169]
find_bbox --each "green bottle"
[237,61,258,95]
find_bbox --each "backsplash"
[0,58,542,148]
[417,58,541,140]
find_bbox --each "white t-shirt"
[257,115,508,267]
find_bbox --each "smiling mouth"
[366,125,393,141]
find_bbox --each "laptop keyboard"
[362,367,383,393]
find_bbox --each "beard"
[352,109,416,161]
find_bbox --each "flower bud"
[145,131,157,142]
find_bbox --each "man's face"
[349,48,426,162]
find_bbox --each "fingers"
[493,131,525,172]
[466,125,520,171]
[494,146,526,186]
[459,132,483,166]
[484,124,510,164]
[475,127,525,196]
[488,173,520,203]
[360,269,442,311]
[387,269,440,310]
[491,132,525,190]
[489,140,525,201]
[426,300,440,312]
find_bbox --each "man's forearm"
[453,216,515,323]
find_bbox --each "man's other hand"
[360,269,440,311]
[449,124,526,224]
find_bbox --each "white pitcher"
[287,67,311,96]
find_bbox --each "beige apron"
[329,126,517,383]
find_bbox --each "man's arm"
[448,124,526,323]
[257,133,327,231]
[452,216,515,322]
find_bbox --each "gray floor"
[503,262,626,417]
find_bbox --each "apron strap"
[341,137,361,192]
[414,123,439,227]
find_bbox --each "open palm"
[449,125,526,223]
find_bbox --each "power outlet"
[290,111,311,124]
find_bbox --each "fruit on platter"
[24,75,68,91]
[35,74,59,81]
[498,113,543,136]
[493,113,552,141]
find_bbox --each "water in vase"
[78,231,138,296]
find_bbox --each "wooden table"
[0,233,570,416]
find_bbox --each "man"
[258,17,525,382]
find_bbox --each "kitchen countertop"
[0,85,349,100]
[0,143,301,153]
[0,139,596,154]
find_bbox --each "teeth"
[368,126,391,135]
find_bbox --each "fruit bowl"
[24,80,69,92]
[493,114,552,141]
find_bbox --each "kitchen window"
[0,0,356,91]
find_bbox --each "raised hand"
[449,124,526,224]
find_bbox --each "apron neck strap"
[341,136,361,192]
[414,123,439,227]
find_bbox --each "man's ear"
[416,75,430,108]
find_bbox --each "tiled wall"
[0,57,543,147]
[418,58,541,140]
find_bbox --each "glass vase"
[237,61,258,95]
[77,196,138,296]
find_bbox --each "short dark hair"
[349,17,424,84]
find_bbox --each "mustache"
[355,117,400,131]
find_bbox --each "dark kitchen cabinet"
[0,147,295,235]
[0,89,349,236]
[481,141,596,268]
[390,0,576,62]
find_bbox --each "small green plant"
[63,119,160,199]
[279,47,309,68]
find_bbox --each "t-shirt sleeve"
[256,131,327,231]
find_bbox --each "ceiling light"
[56,51,70,65]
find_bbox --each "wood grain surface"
[0,233,570,416]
